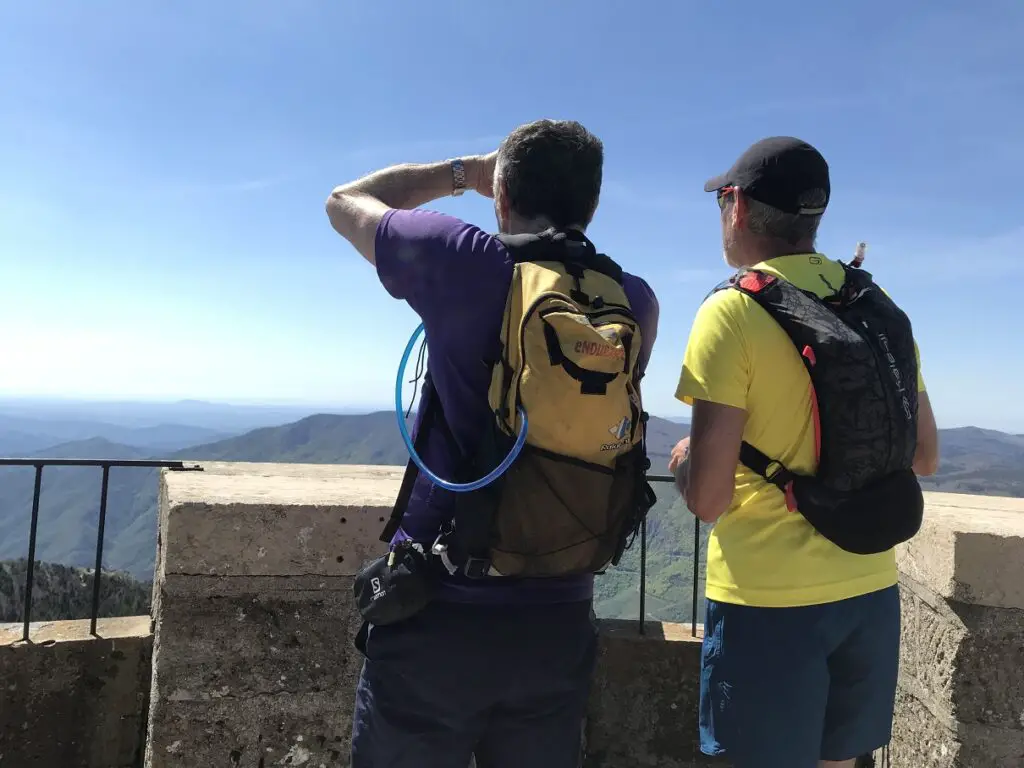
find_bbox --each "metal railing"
[2,461,698,640]
[0,458,202,642]
[636,473,704,638]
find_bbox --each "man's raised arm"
[325,152,496,265]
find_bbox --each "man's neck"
[505,214,585,236]
[737,246,817,268]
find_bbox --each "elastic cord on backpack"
[395,322,528,492]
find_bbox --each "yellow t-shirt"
[675,254,925,608]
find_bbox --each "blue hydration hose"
[395,323,528,492]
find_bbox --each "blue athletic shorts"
[351,599,597,768]
[700,585,900,767]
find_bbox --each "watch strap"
[450,158,467,196]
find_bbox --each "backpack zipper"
[510,291,638,428]
[507,290,570,430]
[538,304,639,327]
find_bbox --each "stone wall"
[893,492,1024,768]
[144,463,1024,768]
[0,616,152,768]
[5,465,1022,768]
[146,462,713,768]
[587,621,713,767]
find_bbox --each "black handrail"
[0,458,202,642]
[643,473,703,639]
[3,460,703,641]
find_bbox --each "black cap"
[704,137,830,216]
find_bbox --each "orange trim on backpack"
[737,271,777,293]
[784,480,798,513]
[801,346,822,464]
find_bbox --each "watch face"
[451,159,467,194]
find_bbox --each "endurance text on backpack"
[445,228,655,578]
[716,264,923,555]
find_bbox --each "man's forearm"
[325,150,494,265]
[333,161,452,210]
[332,156,485,211]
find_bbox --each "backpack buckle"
[430,535,459,576]
[462,556,492,579]
[764,461,794,489]
[570,289,590,305]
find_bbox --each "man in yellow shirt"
[669,137,939,768]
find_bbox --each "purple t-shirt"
[375,209,660,604]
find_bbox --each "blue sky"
[1,1,1022,430]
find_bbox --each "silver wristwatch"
[450,158,467,196]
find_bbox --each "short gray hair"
[745,188,826,246]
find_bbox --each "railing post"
[22,464,44,643]
[691,517,700,638]
[0,458,201,641]
[639,515,647,636]
[90,464,111,635]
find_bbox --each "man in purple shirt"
[326,119,659,768]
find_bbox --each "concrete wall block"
[900,577,1024,731]
[896,493,1024,612]
[891,688,963,768]
[585,621,718,768]
[895,687,1024,768]
[145,693,352,768]
[899,578,969,717]
[146,465,394,768]
[0,617,152,768]
[158,462,400,579]
[958,722,1024,768]
[161,501,389,578]
[950,603,1024,731]
[152,585,364,701]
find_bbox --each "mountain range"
[1,412,1022,625]
[0,397,367,434]
[0,414,232,456]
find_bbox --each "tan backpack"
[445,228,655,578]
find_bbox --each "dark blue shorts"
[351,599,597,768]
[700,585,900,767]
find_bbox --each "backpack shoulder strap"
[379,373,443,543]
[497,228,624,285]
[702,274,741,304]
[739,441,795,490]
[700,267,778,306]
[718,269,811,488]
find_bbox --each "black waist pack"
[353,540,438,627]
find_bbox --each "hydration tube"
[395,323,528,492]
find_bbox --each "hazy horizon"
[0,395,1017,434]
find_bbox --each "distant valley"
[0,404,1022,625]
[0,560,150,624]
